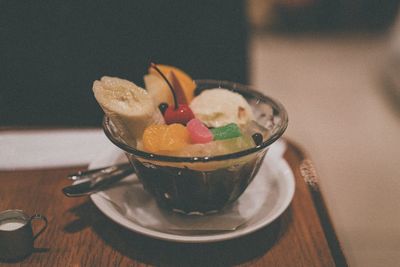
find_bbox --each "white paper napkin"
[0,129,114,170]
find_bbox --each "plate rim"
[89,144,295,243]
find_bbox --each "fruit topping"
[151,63,195,125]
[143,124,190,154]
[187,118,213,144]
[158,103,169,115]
[163,104,195,125]
[93,64,270,158]
[148,64,196,103]
[210,123,242,140]
[92,76,164,146]
[144,73,174,107]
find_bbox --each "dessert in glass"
[94,64,288,214]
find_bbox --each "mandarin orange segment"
[149,64,196,103]
[142,124,189,154]
[142,124,168,153]
[161,123,190,151]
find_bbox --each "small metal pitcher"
[0,209,48,261]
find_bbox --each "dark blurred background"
[0,1,248,126]
[1,0,399,127]
[261,0,400,32]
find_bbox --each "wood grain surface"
[0,141,345,266]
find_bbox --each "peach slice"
[144,73,174,107]
[148,64,196,103]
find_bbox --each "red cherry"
[150,63,194,125]
[164,104,195,125]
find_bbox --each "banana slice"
[93,76,164,146]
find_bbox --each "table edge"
[285,138,348,267]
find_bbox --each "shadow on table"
[64,201,292,266]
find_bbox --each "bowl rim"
[102,79,288,163]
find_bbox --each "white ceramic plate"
[89,140,295,243]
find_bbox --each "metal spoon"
[62,165,134,197]
[67,163,131,181]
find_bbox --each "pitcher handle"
[30,214,48,241]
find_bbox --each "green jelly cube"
[211,123,242,140]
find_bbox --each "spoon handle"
[62,167,135,197]
[67,163,131,181]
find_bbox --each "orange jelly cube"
[143,124,189,154]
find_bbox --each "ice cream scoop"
[93,76,164,146]
[189,88,254,128]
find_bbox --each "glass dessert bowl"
[103,80,288,215]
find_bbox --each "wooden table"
[0,140,347,266]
